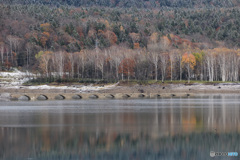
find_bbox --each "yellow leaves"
[212,47,237,55]
[120,25,124,32]
[181,52,196,69]
[35,51,53,59]
[192,51,204,63]
[211,48,238,57]
[104,20,110,29]
[150,32,158,43]
[35,51,44,59]
[161,36,171,48]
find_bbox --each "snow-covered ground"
[6,84,118,92]
[0,69,118,92]
[0,69,34,86]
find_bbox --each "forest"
[2,0,240,8]
[0,2,240,82]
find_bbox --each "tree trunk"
[115,63,119,81]
[155,65,158,81]
[170,61,173,81]
[188,62,190,83]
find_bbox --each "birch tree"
[148,43,160,81]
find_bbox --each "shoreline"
[1,83,240,93]
[1,84,240,101]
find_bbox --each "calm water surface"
[0,95,240,160]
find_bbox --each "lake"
[0,95,240,160]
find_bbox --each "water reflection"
[0,95,240,159]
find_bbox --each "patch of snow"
[4,83,118,92]
[0,69,117,92]
[0,69,118,92]
[0,69,34,86]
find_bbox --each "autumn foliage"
[118,58,136,78]
[181,52,196,69]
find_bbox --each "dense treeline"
[1,0,240,8]
[0,4,240,82]
[34,45,240,82]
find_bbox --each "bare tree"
[68,52,75,78]
[159,52,168,82]
[0,42,4,66]
[205,50,215,82]
[7,35,14,64]
[176,51,183,81]
[159,36,170,82]
[54,51,65,78]
[96,49,107,79]
[109,46,125,81]
[41,52,52,77]
[216,48,227,82]
[169,50,176,81]
[25,43,33,71]
[148,43,160,81]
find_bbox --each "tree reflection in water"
[0,95,240,159]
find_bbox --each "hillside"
[1,0,240,8]
[0,3,240,82]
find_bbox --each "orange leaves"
[133,43,140,49]
[98,30,105,34]
[212,47,233,54]
[40,36,48,48]
[77,27,84,38]
[104,30,118,45]
[129,32,140,42]
[5,60,11,70]
[42,32,50,38]
[181,52,196,69]
[39,24,52,47]
[118,58,136,77]
[44,51,53,55]
[161,36,171,46]
[40,23,51,32]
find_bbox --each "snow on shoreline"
[2,69,240,93]
[0,69,118,92]
[0,69,34,86]
[4,83,118,92]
